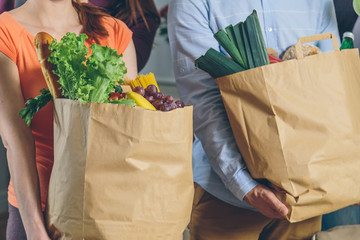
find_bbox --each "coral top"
[0,12,132,210]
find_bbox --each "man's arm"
[168,0,287,218]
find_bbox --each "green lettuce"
[19,32,135,126]
[48,32,129,104]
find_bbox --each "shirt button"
[179,68,185,73]
[267,27,273,32]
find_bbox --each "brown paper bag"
[47,99,194,239]
[216,33,360,222]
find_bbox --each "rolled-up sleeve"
[168,0,257,200]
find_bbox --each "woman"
[0,0,137,239]
[14,0,160,71]
[88,0,160,71]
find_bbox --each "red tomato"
[268,54,283,64]
[108,92,124,101]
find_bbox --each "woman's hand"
[26,225,50,240]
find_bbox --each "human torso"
[0,11,132,210]
[206,0,337,56]
[185,0,339,208]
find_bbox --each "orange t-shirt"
[0,12,132,210]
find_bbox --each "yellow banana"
[126,92,156,110]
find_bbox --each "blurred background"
[0,139,9,239]
[140,0,179,98]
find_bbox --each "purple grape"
[133,86,145,96]
[170,102,177,110]
[153,92,160,99]
[152,100,164,110]
[146,84,157,96]
[175,100,184,108]
[160,103,172,112]
[154,91,164,100]
[164,95,174,104]
[145,95,155,103]
[157,92,164,100]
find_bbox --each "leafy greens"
[48,32,129,103]
[19,89,52,126]
[19,32,136,126]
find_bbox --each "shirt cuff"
[228,168,258,200]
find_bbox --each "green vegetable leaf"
[108,98,136,106]
[48,33,88,100]
[19,89,52,126]
[48,32,127,103]
[114,85,123,94]
[86,44,127,103]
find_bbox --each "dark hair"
[112,0,160,31]
[71,0,109,43]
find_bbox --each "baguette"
[34,32,63,98]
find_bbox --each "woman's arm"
[0,52,49,240]
[122,39,138,81]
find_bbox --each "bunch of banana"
[126,92,156,111]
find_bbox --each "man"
[168,0,339,239]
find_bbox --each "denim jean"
[322,206,360,231]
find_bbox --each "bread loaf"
[34,32,62,98]
[282,43,321,61]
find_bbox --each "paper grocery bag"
[216,33,360,222]
[47,99,194,239]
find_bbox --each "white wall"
[0,139,9,212]
[140,0,175,85]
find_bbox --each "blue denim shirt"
[168,0,339,210]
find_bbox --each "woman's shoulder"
[0,12,14,29]
[0,12,26,37]
[101,15,130,33]
[0,12,26,60]
[98,16,133,54]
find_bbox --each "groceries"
[268,54,283,64]
[20,32,183,126]
[340,32,355,50]
[215,31,360,222]
[354,0,360,16]
[34,32,63,98]
[126,91,156,110]
[281,43,321,61]
[132,83,184,111]
[18,89,52,127]
[129,72,160,91]
[21,31,194,240]
[195,10,343,78]
[195,10,270,78]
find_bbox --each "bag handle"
[295,32,339,60]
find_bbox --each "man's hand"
[244,184,288,219]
